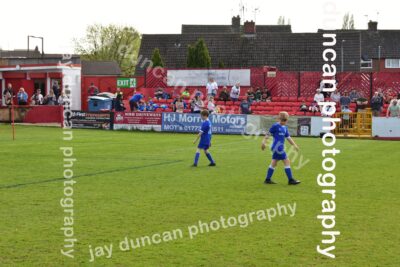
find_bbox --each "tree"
[151,48,165,67]
[187,44,196,68]
[74,24,141,75]
[218,60,225,68]
[342,13,355,30]
[194,38,211,68]
[186,38,211,68]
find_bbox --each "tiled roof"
[136,31,362,74]
[361,30,400,59]
[82,61,121,76]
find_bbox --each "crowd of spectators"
[121,80,400,117]
[121,80,273,115]
[310,84,400,117]
[1,81,67,106]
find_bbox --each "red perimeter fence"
[144,67,400,98]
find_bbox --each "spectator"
[246,87,255,104]
[254,87,262,102]
[240,99,252,114]
[314,89,324,103]
[314,89,324,111]
[58,91,69,106]
[146,98,156,111]
[309,101,319,114]
[355,97,368,112]
[386,88,396,103]
[261,88,272,102]
[371,91,384,117]
[330,90,341,103]
[3,83,14,106]
[138,101,147,112]
[207,96,216,114]
[162,90,171,100]
[129,92,143,112]
[88,82,99,96]
[43,89,57,105]
[230,82,240,102]
[52,81,60,98]
[174,97,185,113]
[377,89,386,103]
[349,89,360,103]
[299,102,308,114]
[386,100,400,118]
[30,89,44,105]
[155,88,164,100]
[114,90,125,112]
[218,86,230,103]
[206,77,218,97]
[17,88,28,105]
[319,77,336,98]
[341,106,352,136]
[339,91,351,109]
[192,95,204,113]
[194,88,203,99]
[181,88,190,100]
[115,88,123,100]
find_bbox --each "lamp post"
[27,35,44,57]
[341,40,346,72]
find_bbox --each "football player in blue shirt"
[261,111,301,185]
[192,110,216,167]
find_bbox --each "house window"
[360,59,372,69]
[385,59,400,68]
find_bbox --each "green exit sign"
[117,78,136,88]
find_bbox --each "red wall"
[81,76,145,111]
[23,106,63,125]
[374,59,400,72]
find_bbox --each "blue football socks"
[266,165,275,181]
[205,152,215,164]
[284,166,293,180]
[194,152,200,165]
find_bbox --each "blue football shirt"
[269,122,290,153]
[130,94,143,102]
[199,119,212,146]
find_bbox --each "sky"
[0,0,397,53]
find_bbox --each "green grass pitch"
[1,124,399,266]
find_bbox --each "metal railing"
[333,110,372,137]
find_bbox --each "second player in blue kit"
[192,110,216,167]
[261,111,301,185]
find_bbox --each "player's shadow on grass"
[0,160,183,190]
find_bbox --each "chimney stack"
[244,20,256,34]
[368,20,378,31]
[232,15,241,33]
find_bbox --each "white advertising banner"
[167,69,251,86]
[372,117,400,137]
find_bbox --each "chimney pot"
[244,20,256,34]
[368,20,378,31]
[232,15,241,32]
